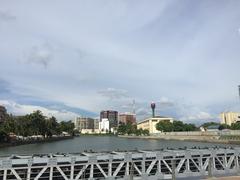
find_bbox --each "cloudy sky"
[1,0,240,124]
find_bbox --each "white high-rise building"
[99,118,110,133]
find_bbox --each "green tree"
[45,116,59,137]
[201,122,220,129]
[28,110,47,136]
[118,124,127,135]
[135,128,142,136]
[2,115,16,134]
[58,121,75,135]
[125,123,137,135]
[219,124,231,130]
[15,116,33,136]
[172,121,185,131]
[184,123,197,131]
[142,129,149,136]
[156,120,174,132]
[0,129,8,142]
[231,122,240,130]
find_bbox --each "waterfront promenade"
[119,130,240,145]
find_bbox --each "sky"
[0,0,240,124]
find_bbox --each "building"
[94,119,99,130]
[99,118,110,133]
[137,116,174,134]
[0,105,7,123]
[74,117,95,132]
[119,113,136,125]
[206,125,220,132]
[220,112,240,126]
[100,110,118,128]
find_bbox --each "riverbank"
[0,136,73,148]
[118,135,240,145]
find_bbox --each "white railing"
[1,147,240,179]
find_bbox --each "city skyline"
[1,0,240,124]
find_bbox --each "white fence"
[1,147,240,179]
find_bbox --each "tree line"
[0,110,75,142]
[117,120,240,136]
[201,121,240,130]
[156,120,240,133]
[117,123,149,136]
[156,120,197,132]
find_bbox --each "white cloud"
[23,42,54,68]
[0,100,79,121]
[98,88,128,100]
[179,109,218,125]
[0,1,240,124]
[157,97,175,108]
[0,10,16,21]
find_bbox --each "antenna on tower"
[132,99,136,115]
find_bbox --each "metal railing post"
[130,162,134,180]
[208,157,213,178]
[172,159,176,180]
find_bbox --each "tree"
[14,116,33,136]
[117,123,148,136]
[184,123,197,131]
[135,128,143,136]
[201,122,220,129]
[0,129,8,142]
[219,124,230,130]
[58,121,75,135]
[45,116,59,137]
[28,110,47,136]
[230,122,240,130]
[0,109,75,138]
[172,121,185,131]
[2,115,16,134]
[118,124,127,135]
[142,129,149,136]
[156,121,174,132]
[156,120,198,132]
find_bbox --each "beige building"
[81,129,101,134]
[119,113,136,125]
[220,112,240,126]
[74,117,94,131]
[137,116,174,134]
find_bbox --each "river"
[0,136,238,156]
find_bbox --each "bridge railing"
[1,147,240,179]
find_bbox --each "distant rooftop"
[207,125,220,129]
[138,115,173,124]
[153,115,169,118]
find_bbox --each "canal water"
[0,136,238,156]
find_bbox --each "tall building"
[99,118,110,133]
[100,110,118,128]
[137,116,174,134]
[0,105,7,123]
[94,119,99,130]
[74,117,95,132]
[220,112,240,126]
[119,113,136,125]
